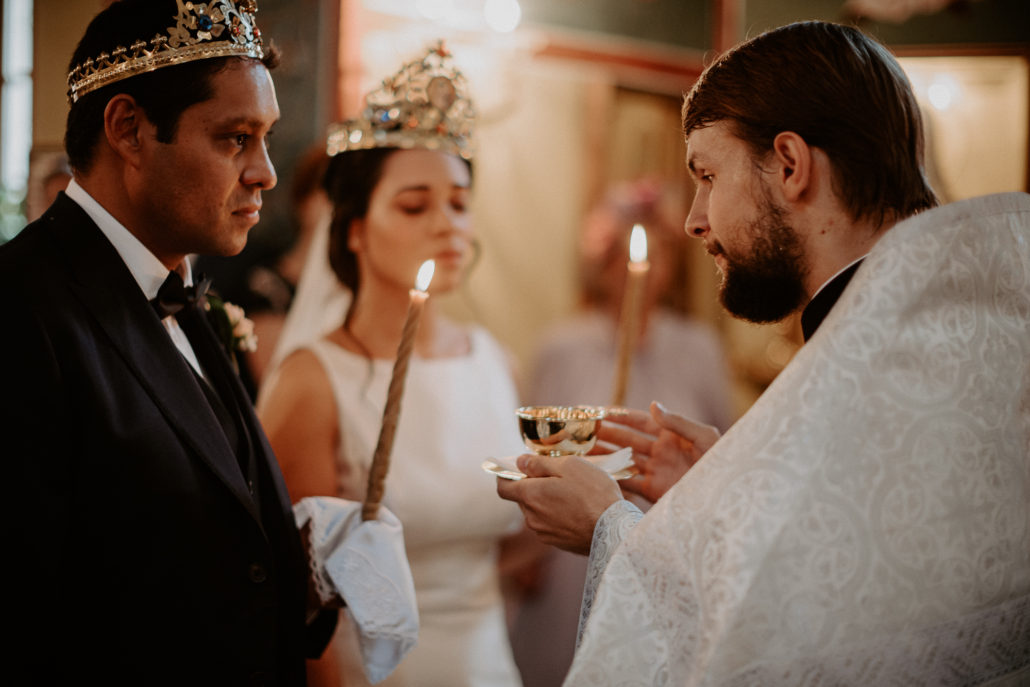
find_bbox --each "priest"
[497,20,1030,686]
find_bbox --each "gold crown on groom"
[326,41,476,161]
[66,0,264,104]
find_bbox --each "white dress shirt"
[64,179,205,377]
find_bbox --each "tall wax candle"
[363,259,436,521]
[610,224,649,407]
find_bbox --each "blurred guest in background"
[25,153,72,222]
[527,178,733,426]
[507,179,734,687]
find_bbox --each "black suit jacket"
[1,194,331,685]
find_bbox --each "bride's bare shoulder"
[260,347,333,419]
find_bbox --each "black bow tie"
[150,271,212,319]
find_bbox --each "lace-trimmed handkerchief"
[294,496,418,684]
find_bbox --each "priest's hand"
[599,401,720,503]
[496,454,623,555]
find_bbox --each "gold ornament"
[67,0,264,104]
[326,41,475,160]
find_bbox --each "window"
[1,0,33,243]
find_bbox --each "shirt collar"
[809,254,868,303]
[65,178,193,299]
[800,255,867,342]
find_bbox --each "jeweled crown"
[67,0,264,104]
[326,42,475,160]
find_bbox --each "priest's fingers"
[596,419,657,456]
[619,458,677,503]
[650,401,720,453]
[605,403,720,503]
[494,454,571,505]
[516,453,566,478]
[495,457,622,555]
[602,406,661,435]
[618,472,653,501]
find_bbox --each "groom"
[1,1,334,683]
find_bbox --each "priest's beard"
[717,198,809,323]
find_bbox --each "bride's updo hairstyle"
[322,147,396,300]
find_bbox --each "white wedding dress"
[303,325,524,687]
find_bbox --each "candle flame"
[415,260,436,292]
[629,224,648,263]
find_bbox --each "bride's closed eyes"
[394,188,469,216]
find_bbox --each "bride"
[258,44,527,686]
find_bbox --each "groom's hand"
[496,454,622,555]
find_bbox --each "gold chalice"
[516,405,606,457]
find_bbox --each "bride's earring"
[347,218,364,254]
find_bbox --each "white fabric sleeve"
[577,498,644,644]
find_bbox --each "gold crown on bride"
[326,41,475,160]
[67,0,264,104]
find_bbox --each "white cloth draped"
[566,192,1030,686]
[294,497,419,685]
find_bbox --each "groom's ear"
[103,94,146,167]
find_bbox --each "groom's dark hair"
[64,0,279,173]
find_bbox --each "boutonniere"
[203,293,258,366]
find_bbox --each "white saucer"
[482,447,636,481]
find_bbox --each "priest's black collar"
[800,257,866,342]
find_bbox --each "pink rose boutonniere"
[221,301,258,353]
[203,293,258,368]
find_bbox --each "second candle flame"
[629,224,648,263]
[415,259,436,292]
